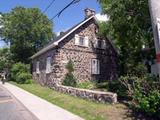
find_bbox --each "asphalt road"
[0,84,38,120]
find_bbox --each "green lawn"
[10,82,132,120]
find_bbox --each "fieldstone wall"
[51,18,118,84]
[52,84,117,104]
[32,48,61,86]
[32,18,118,87]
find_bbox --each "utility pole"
[148,0,160,77]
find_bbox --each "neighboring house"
[31,8,118,87]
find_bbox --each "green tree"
[98,0,154,75]
[0,7,53,63]
[0,47,13,73]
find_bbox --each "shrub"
[77,81,95,89]
[109,74,160,118]
[16,72,32,84]
[65,60,74,73]
[62,60,77,87]
[10,62,33,84]
[24,79,33,84]
[11,62,30,81]
[62,73,76,87]
[128,63,148,77]
[108,75,140,99]
[108,80,128,99]
[133,89,160,117]
[131,75,160,118]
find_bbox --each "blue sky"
[0,0,102,47]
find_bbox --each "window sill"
[92,73,100,75]
[94,47,105,50]
[46,71,52,74]
[75,44,89,48]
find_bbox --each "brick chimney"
[84,8,95,18]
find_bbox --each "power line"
[43,0,56,14]
[30,0,56,24]
[50,0,80,21]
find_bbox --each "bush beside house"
[62,60,77,87]
[11,62,33,84]
[108,74,160,119]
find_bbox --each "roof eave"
[31,43,56,59]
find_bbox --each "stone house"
[31,8,118,87]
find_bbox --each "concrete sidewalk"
[0,84,38,120]
[2,83,83,120]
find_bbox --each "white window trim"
[46,57,52,74]
[102,40,106,49]
[36,61,40,74]
[74,34,89,47]
[91,59,100,75]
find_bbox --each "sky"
[0,0,107,48]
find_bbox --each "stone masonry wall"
[32,18,118,87]
[53,18,118,84]
[32,48,61,86]
[52,84,117,104]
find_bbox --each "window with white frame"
[95,39,106,49]
[91,59,100,74]
[74,34,89,47]
[46,57,52,73]
[36,61,40,74]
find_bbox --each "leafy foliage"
[0,48,13,76]
[65,60,74,73]
[11,62,29,80]
[132,75,160,118]
[16,72,32,84]
[98,0,154,75]
[62,73,76,87]
[11,62,32,84]
[62,60,77,87]
[109,74,160,118]
[128,62,148,77]
[0,7,53,63]
[76,81,95,89]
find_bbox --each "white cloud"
[95,13,109,22]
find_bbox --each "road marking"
[0,99,13,103]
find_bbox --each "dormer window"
[97,40,103,48]
[79,36,85,46]
[74,34,89,47]
[94,39,106,49]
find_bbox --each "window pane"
[91,59,100,74]
[79,37,84,46]
[97,60,100,74]
[46,57,52,73]
[98,40,101,48]
[36,61,40,74]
